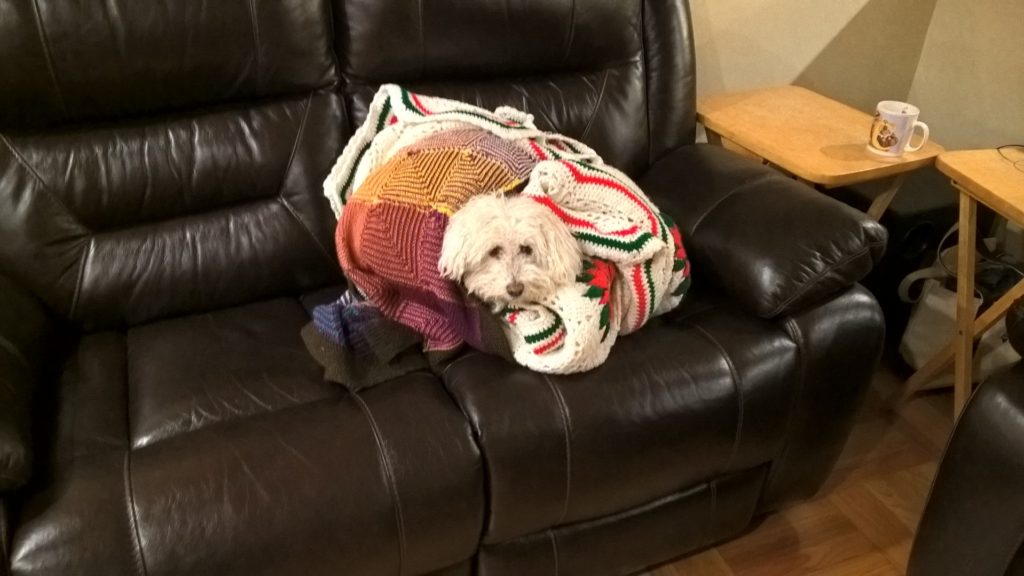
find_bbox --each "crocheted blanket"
[308,84,690,381]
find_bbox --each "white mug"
[867,101,929,157]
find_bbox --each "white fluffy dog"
[439,194,582,310]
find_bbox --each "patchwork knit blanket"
[308,84,690,382]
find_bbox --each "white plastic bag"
[898,246,1020,385]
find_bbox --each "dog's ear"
[439,196,491,281]
[533,203,583,286]
[439,216,470,281]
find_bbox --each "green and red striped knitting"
[309,84,690,376]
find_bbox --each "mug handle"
[905,121,929,152]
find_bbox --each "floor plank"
[649,363,953,576]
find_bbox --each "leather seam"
[416,0,425,78]
[765,239,886,318]
[277,93,336,266]
[708,477,718,543]
[548,529,560,575]
[767,316,809,497]
[248,0,261,85]
[0,134,92,317]
[684,319,745,473]
[580,68,611,141]
[70,238,93,321]
[28,0,68,118]
[340,57,640,88]
[278,196,335,265]
[511,84,559,133]
[541,373,573,526]
[122,451,150,576]
[687,173,776,238]
[439,350,483,380]
[0,336,29,376]
[322,0,342,87]
[0,134,61,207]
[352,393,407,576]
[279,93,314,187]
[560,0,576,65]
[640,0,652,165]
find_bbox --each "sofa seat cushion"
[9,297,484,576]
[442,291,798,544]
[127,296,339,448]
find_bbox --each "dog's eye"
[488,246,503,259]
[519,245,533,256]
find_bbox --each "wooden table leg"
[705,127,724,146]
[866,174,907,220]
[953,193,977,418]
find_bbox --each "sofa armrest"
[638,144,888,319]
[758,284,884,510]
[0,274,55,492]
[908,365,1024,576]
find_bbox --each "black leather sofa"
[909,365,1024,576]
[1,1,887,574]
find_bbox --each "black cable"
[997,144,1024,173]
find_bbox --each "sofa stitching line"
[684,319,744,473]
[708,478,718,543]
[541,373,573,526]
[640,0,652,165]
[580,68,611,141]
[510,84,559,133]
[548,529,560,575]
[560,0,576,65]
[28,0,68,118]
[122,451,150,576]
[765,239,886,318]
[247,0,261,86]
[765,317,808,496]
[352,393,407,575]
[70,238,93,321]
[276,93,336,266]
[0,337,29,377]
[439,350,482,380]
[687,173,776,239]
[322,0,341,88]
[0,134,76,217]
[0,133,92,318]
[416,0,425,79]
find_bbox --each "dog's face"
[439,194,581,309]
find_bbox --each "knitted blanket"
[311,84,690,379]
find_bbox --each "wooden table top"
[697,85,945,187]
[938,148,1024,225]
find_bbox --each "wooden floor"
[645,364,955,576]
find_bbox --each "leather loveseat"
[908,365,1024,576]
[1,0,887,574]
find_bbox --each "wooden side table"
[903,148,1024,418]
[697,85,944,219]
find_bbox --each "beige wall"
[691,0,938,112]
[691,0,1024,149]
[906,0,1024,149]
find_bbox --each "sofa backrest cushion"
[0,0,344,329]
[0,0,338,130]
[332,0,697,177]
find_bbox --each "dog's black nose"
[506,282,524,298]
